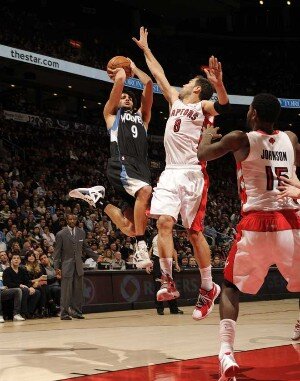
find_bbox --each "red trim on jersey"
[240,209,300,231]
[256,129,280,135]
[236,162,247,209]
[190,162,209,232]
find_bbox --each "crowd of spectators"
[0,2,298,98]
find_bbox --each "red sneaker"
[192,282,221,320]
[156,274,180,302]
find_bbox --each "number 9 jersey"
[107,108,151,205]
[238,130,299,213]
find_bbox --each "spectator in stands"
[180,256,190,270]
[0,251,10,270]
[25,251,48,317]
[3,253,40,319]
[188,257,198,269]
[0,276,24,322]
[39,253,60,317]
[42,226,55,245]
[212,256,222,268]
[111,251,126,270]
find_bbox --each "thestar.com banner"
[1,44,299,108]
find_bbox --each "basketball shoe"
[218,352,239,381]
[69,186,105,208]
[156,274,180,302]
[292,320,300,340]
[133,241,152,269]
[192,282,221,320]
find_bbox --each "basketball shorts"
[149,164,209,231]
[224,210,300,294]
[107,156,151,208]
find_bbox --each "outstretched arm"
[202,56,230,117]
[132,26,178,105]
[129,59,153,127]
[197,125,248,161]
[103,68,127,128]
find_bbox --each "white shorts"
[224,210,300,294]
[149,164,209,231]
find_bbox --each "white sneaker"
[219,352,239,381]
[13,314,25,321]
[292,320,300,340]
[0,316,4,323]
[133,241,152,269]
[69,186,105,207]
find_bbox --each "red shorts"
[224,210,300,294]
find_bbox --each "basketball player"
[133,27,230,318]
[197,93,300,380]
[69,57,153,269]
[276,176,300,341]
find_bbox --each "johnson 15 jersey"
[238,130,299,213]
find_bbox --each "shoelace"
[195,292,211,308]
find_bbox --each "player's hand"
[107,67,126,81]
[277,176,300,199]
[127,58,135,78]
[203,56,223,87]
[202,124,222,140]
[279,176,300,188]
[132,26,149,51]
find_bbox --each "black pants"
[152,256,179,313]
[0,288,22,316]
[21,287,41,315]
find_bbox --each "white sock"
[200,265,213,291]
[159,258,173,277]
[219,319,236,360]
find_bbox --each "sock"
[200,265,213,291]
[219,319,236,360]
[159,258,173,277]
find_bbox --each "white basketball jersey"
[164,99,213,165]
[238,130,299,212]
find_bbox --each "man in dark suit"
[53,214,100,320]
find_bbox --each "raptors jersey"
[238,130,299,213]
[109,108,148,162]
[164,99,213,165]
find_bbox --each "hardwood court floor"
[0,298,298,381]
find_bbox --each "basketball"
[107,55,132,78]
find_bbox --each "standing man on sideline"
[133,27,230,319]
[53,214,101,320]
[197,93,300,380]
[69,44,153,270]
[149,233,183,315]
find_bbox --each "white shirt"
[164,99,214,166]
